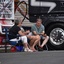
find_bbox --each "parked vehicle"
[29,0,64,50]
[0,0,64,50]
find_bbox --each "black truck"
[29,0,64,50]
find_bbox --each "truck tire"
[46,23,64,50]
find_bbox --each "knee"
[36,35,40,40]
[46,36,49,40]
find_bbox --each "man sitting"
[31,18,49,49]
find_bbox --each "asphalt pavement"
[0,51,64,64]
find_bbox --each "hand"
[44,34,47,37]
[26,30,30,34]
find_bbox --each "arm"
[20,27,30,35]
[39,25,47,36]
[31,25,38,35]
[39,31,45,35]
[32,31,38,35]
[23,30,30,35]
[18,30,25,36]
[39,31,47,37]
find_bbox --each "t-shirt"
[9,25,21,39]
[31,24,45,35]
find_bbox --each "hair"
[14,19,20,25]
[36,18,42,22]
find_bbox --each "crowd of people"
[9,18,49,52]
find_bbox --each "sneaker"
[24,48,33,52]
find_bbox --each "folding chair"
[4,27,23,52]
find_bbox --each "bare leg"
[23,43,28,48]
[30,39,39,49]
[20,36,33,52]
[40,36,49,48]
[30,35,40,51]
[29,39,35,46]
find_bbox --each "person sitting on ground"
[9,19,33,52]
[31,18,49,49]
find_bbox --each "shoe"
[38,46,43,51]
[24,48,33,52]
[39,45,43,48]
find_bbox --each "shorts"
[40,35,45,40]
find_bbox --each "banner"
[0,0,14,19]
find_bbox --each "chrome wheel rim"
[50,28,64,45]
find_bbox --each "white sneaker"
[24,48,33,52]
